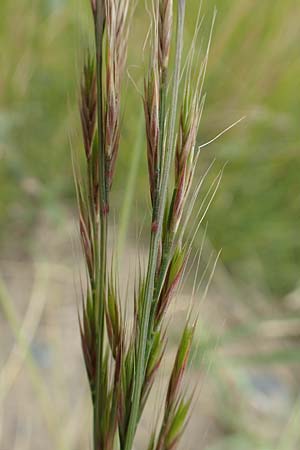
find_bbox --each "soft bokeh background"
[1,1,300,449]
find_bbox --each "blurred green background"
[1,1,300,449]
[1,0,299,296]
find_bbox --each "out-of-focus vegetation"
[1,2,300,448]
[1,0,299,297]
[0,0,78,231]
[202,1,300,297]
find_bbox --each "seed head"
[142,329,166,408]
[144,67,160,205]
[79,290,97,392]
[166,324,194,409]
[155,247,186,324]
[80,54,97,159]
[170,91,202,232]
[104,0,129,188]
[152,324,194,450]
[106,276,123,359]
[158,0,173,72]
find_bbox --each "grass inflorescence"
[73,1,215,449]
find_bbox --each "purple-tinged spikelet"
[104,0,129,188]
[158,0,173,72]
[144,67,160,205]
[170,93,202,233]
[153,324,194,450]
[80,55,97,160]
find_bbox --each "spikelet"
[153,324,195,450]
[104,0,129,188]
[169,85,202,233]
[80,54,97,160]
[144,65,160,206]
[158,0,173,73]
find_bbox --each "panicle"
[75,1,216,449]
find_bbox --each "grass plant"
[74,1,216,449]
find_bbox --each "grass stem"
[123,3,186,449]
[94,2,107,449]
